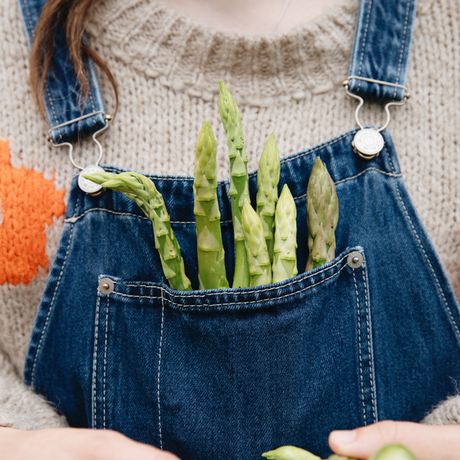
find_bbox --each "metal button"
[347,251,363,269]
[98,278,114,295]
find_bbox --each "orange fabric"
[0,139,65,285]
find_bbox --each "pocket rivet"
[98,278,114,295]
[347,251,363,269]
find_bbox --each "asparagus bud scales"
[193,121,229,290]
[218,81,250,288]
[273,184,298,283]
[257,133,281,263]
[241,201,272,287]
[84,171,192,291]
[306,157,339,271]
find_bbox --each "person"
[0,0,459,458]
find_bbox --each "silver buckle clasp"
[343,77,410,160]
[47,112,112,195]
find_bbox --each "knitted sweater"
[0,0,460,429]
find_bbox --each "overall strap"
[348,0,418,101]
[17,0,107,144]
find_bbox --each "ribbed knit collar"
[87,0,359,105]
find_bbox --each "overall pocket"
[92,246,376,460]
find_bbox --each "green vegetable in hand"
[371,444,416,460]
[306,157,339,271]
[257,133,281,264]
[262,445,321,460]
[218,81,250,288]
[272,184,298,283]
[84,171,192,291]
[194,120,229,290]
[241,200,272,287]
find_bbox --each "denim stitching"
[362,267,376,422]
[31,224,75,386]
[92,295,101,429]
[115,263,349,308]
[45,83,61,135]
[123,251,351,297]
[23,0,34,39]
[334,168,401,186]
[393,0,411,99]
[386,150,460,341]
[103,296,109,429]
[157,291,165,450]
[356,0,373,93]
[66,167,399,224]
[353,270,367,425]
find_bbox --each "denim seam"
[65,167,399,223]
[334,168,401,186]
[393,0,411,99]
[356,0,373,93]
[386,151,460,341]
[103,296,109,429]
[92,295,101,429]
[114,263,349,309]
[45,83,61,136]
[353,269,366,425]
[30,223,75,386]
[123,251,352,297]
[158,291,165,450]
[23,0,34,39]
[362,267,377,422]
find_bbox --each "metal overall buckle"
[46,111,112,195]
[343,76,410,160]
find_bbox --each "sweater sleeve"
[0,348,67,429]
[422,395,460,426]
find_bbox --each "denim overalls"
[18,0,460,459]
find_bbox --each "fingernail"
[330,430,357,445]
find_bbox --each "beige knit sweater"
[0,0,459,429]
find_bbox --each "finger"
[328,421,460,460]
[83,430,181,460]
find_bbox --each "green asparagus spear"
[241,201,272,287]
[262,446,321,460]
[257,133,281,263]
[84,171,192,291]
[272,184,298,283]
[218,81,250,288]
[194,121,229,290]
[306,157,339,271]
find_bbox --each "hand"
[0,426,180,460]
[329,420,460,460]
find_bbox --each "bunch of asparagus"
[85,82,338,291]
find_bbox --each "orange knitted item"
[0,139,65,285]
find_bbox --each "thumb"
[328,421,460,460]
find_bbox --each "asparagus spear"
[194,120,229,290]
[241,201,272,287]
[306,157,339,271]
[257,133,281,263]
[262,446,320,460]
[84,171,192,291]
[218,81,250,288]
[272,184,298,283]
[371,444,416,460]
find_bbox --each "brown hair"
[30,0,118,119]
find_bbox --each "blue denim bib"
[19,1,460,459]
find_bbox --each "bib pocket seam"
[353,267,378,425]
